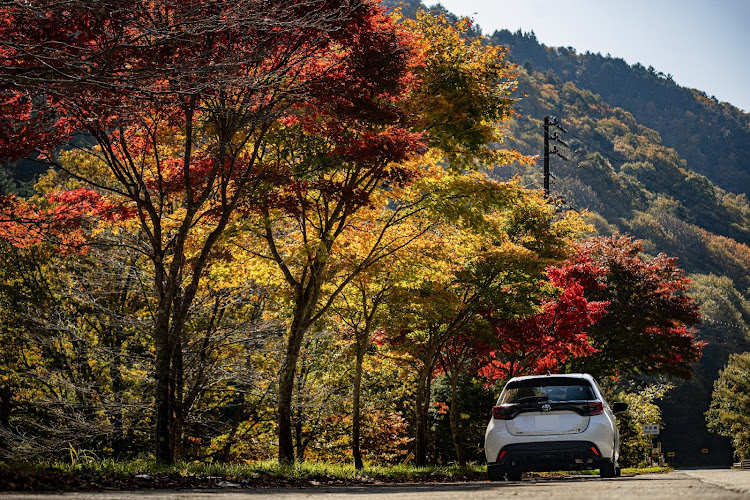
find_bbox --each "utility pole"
[543,116,568,198]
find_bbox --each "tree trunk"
[154,274,190,464]
[172,339,185,460]
[448,371,466,466]
[352,335,366,469]
[154,334,174,464]
[277,319,307,463]
[414,366,431,466]
[109,341,125,458]
[294,354,307,462]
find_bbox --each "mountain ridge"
[490,28,750,199]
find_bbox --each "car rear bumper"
[489,440,608,472]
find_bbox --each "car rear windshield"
[500,377,596,403]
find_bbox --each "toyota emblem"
[542,403,552,412]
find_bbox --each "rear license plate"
[534,415,560,430]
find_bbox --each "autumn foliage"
[0,1,709,469]
[476,235,704,383]
[478,256,609,383]
[568,235,705,379]
[1,0,432,465]
[0,189,132,251]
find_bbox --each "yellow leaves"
[54,150,112,191]
[397,9,529,171]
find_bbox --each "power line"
[701,318,750,333]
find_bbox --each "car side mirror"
[612,402,628,413]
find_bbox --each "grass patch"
[0,459,671,491]
[526,465,672,479]
[2,458,671,479]
[621,466,672,475]
[79,459,487,481]
[1,458,487,485]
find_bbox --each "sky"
[431,0,750,113]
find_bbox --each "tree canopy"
[0,1,718,468]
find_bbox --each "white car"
[485,373,628,481]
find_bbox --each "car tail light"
[492,405,512,420]
[586,401,604,416]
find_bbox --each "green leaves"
[706,352,750,460]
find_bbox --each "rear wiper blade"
[516,395,550,404]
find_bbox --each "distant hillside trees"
[706,352,750,460]
[490,29,750,198]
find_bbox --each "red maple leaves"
[477,256,609,384]
[476,235,704,384]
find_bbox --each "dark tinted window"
[500,377,595,403]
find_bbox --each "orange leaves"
[47,187,134,223]
[0,188,133,253]
[0,195,45,248]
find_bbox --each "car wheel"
[507,470,523,481]
[599,460,617,478]
[487,465,506,482]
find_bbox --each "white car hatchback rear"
[485,373,628,481]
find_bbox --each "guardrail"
[732,459,750,469]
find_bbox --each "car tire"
[599,460,617,478]
[507,470,523,481]
[487,465,505,482]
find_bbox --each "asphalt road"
[2,469,750,499]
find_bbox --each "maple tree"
[477,255,609,384]
[567,235,704,379]
[233,8,535,464]
[0,0,420,464]
[240,36,423,465]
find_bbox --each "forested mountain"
[497,68,750,282]
[491,29,750,199]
